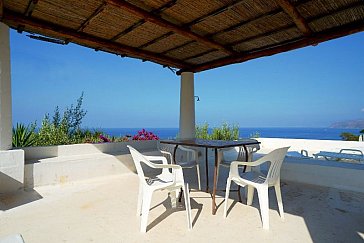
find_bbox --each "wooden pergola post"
[0,22,12,150]
[179,72,195,139]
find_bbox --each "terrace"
[1,0,364,242]
[1,140,364,242]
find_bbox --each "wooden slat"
[77,2,107,32]
[106,0,235,55]
[179,20,364,74]
[24,0,39,17]
[276,0,312,36]
[2,9,190,69]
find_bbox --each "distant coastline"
[97,127,361,141]
[329,120,364,129]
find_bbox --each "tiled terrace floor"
[1,172,363,243]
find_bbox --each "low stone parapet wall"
[254,138,364,193]
[22,141,158,188]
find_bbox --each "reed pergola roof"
[1,0,364,73]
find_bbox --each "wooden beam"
[160,40,195,55]
[0,0,3,20]
[138,31,174,49]
[276,0,312,36]
[77,2,107,32]
[2,9,189,69]
[186,0,245,26]
[110,0,176,41]
[229,1,364,48]
[110,20,144,41]
[179,20,364,74]
[105,0,234,55]
[24,0,39,17]
[141,0,245,51]
[182,50,216,61]
[159,1,311,55]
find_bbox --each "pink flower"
[99,134,110,143]
[132,129,159,141]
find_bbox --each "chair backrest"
[158,143,176,162]
[264,147,289,185]
[158,143,196,162]
[127,145,148,183]
[237,143,261,162]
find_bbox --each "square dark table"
[160,138,260,215]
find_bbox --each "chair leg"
[140,190,153,233]
[223,178,232,218]
[183,183,192,230]
[196,164,201,191]
[137,185,143,216]
[257,187,269,230]
[247,185,254,206]
[171,189,178,208]
[274,182,284,219]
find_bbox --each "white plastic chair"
[158,143,201,190]
[216,144,260,187]
[224,147,289,230]
[127,145,192,233]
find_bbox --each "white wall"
[22,141,158,188]
[0,150,24,193]
[255,138,364,193]
[256,138,364,156]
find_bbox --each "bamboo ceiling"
[1,0,364,74]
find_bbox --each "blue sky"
[10,30,364,128]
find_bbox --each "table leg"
[205,147,209,192]
[212,148,218,215]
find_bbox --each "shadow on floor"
[0,172,42,211]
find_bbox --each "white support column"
[179,72,195,139]
[0,23,13,150]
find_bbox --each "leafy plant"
[195,123,209,139]
[340,132,359,141]
[195,123,239,140]
[250,131,260,138]
[36,114,70,146]
[12,123,37,147]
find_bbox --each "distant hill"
[329,120,364,129]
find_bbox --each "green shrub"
[249,131,260,138]
[12,123,37,147]
[340,132,359,141]
[196,123,239,140]
[36,114,70,146]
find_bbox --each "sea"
[98,127,361,140]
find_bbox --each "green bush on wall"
[196,123,239,140]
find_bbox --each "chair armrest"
[152,163,182,170]
[231,156,268,167]
[339,149,363,156]
[144,155,169,165]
